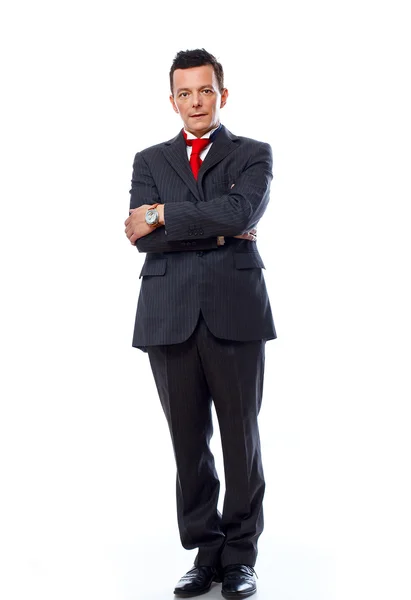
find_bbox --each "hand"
[234,228,257,242]
[124,205,153,245]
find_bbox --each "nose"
[192,93,202,107]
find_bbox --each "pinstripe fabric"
[129,125,276,350]
[147,313,265,568]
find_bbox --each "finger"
[125,227,136,241]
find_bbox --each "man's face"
[170,65,228,138]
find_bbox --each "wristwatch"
[145,203,160,227]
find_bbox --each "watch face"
[146,209,158,225]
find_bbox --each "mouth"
[190,113,207,119]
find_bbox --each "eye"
[202,89,213,94]
[179,92,189,98]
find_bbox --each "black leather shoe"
[174,566,222,597]
[221,564,257,598]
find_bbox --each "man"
[125,49,276,598]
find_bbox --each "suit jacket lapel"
[197,125,239,187]
[162,126,239,201]
[162,132,201,201]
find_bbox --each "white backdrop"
[1,1,410,599]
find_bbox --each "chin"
[194,120,210,129]
[195,122,213,133]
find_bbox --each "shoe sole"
[174,589,211,598]
[221,587,257,599]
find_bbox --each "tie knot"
[184,136,211,154]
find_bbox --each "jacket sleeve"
[136,227,218,253]
[129,152,218,254]
[163,142,273,241]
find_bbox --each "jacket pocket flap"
[234,252,265,270]
[139,259,167,278]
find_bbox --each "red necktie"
[183,132,211,180]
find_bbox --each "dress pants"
[146,312,266,568]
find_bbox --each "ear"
[220,88,229,108]
[170,95,179,114]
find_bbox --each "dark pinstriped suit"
[129,125,276,568]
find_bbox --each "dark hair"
[169,48,224,94]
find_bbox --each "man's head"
[169,49,228,138]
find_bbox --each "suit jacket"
[129,125,276,350]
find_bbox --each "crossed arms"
[124,142,273,253]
